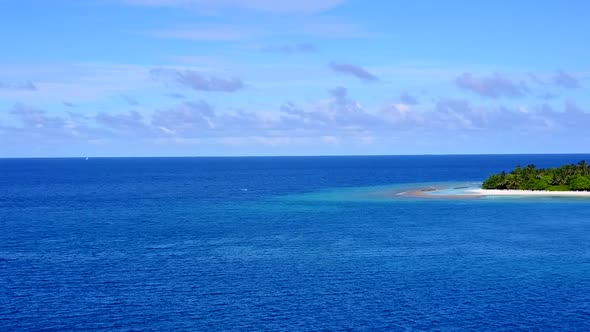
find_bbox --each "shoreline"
[467,189,590,197]
[396,185,590,199]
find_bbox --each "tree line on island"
[482,160,590,191]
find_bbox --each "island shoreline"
[468,189,590,197]
[395,185,590,199]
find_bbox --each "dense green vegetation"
[482,161,590,191]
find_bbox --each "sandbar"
[399,187,483,199]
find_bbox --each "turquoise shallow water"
[1,155,589,330]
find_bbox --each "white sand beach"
[468,189,590,197]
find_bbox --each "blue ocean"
[1,155,589,331]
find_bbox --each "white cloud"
[552,70,580,89]
[455,72,528,98]
[321,135,339,145]
[152,26,257,41]
[0,63,155,103]
[124,0,346,13]
[0,80,37,91]
[150,68,245,92]
[330,62,379,82]
[151,20,368,41]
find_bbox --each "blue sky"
[1,0,589,157]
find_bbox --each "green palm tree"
[578,160,588,175]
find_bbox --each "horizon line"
[2,152,590,160]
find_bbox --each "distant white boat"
[85,157,89,161]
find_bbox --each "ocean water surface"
[1,155,589,330]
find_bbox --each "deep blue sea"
[1,155,589,331]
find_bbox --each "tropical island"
[481,161,590,191]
